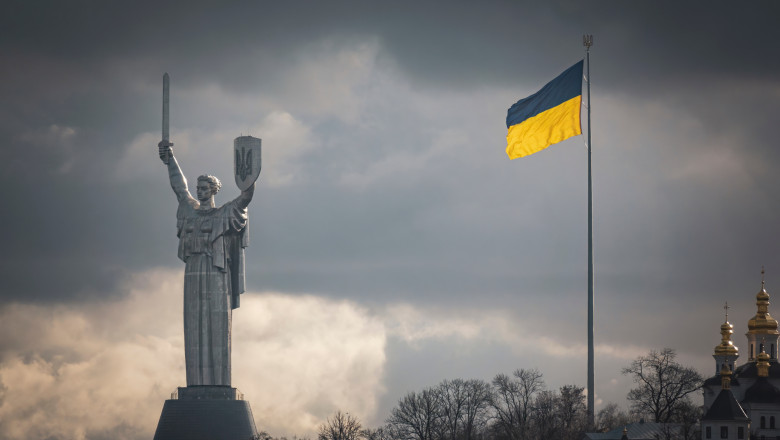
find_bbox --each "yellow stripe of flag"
[506,96,581,159]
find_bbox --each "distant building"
[701,271,780,439]
[583,421,683,440]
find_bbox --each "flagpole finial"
[583,34,593,50]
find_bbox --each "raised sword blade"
[161,72,171,164]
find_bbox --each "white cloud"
[668,142,754,187]
[115,131,161,182]
[597,93,761,192]
[116,110,314,188]
[14,124,79,175]
[233,293,386,435]
[0,270,181,440]
[16,123,77,144]
[384,303,487,345]
[278,38,386,124]
[0,271,712,439]
[0,270,386,439]
[246,110,316,187]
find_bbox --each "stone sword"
[161,72,172,164]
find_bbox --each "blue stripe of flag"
[506,60,584,128]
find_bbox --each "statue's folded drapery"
[176,198,249,386]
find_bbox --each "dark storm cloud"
[4,1,777,102]
[1,0,779,314]
[4,1,778,83]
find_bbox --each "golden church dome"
[714,320,739,356]
[747,279,779,335]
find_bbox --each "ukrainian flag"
[506,60,584,159]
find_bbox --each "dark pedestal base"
[153,386,258,440]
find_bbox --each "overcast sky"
[2,1,780,438]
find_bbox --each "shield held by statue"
[234,136,262,191]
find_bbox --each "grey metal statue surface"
[157,73,260,387]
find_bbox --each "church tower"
[746,268,779,362]
[701,364,750,440]
[702,269,780,440]
[713,304,739,375]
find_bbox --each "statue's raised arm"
[234,183,254,210]
[159,140,194,204]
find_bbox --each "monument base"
[153,386,258,440]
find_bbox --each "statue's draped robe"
[177,198,248,386]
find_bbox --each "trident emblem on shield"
[236,147,252,181]
[234,136,262,191]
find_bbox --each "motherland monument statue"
[153,72,262,440]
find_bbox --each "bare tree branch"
[621,348,703,423]
[318,411,363,440]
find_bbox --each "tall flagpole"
[584,34,595,428]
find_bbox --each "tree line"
[257,348,703,440]
[382,370,591,440]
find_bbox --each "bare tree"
[387,388,443,440]
[595,403,632,432]
[669,399,702,440]
[530,390,558,440]
[436,379,492,440]
[264,436,312,440]
[361,427,389,440]
[382,369,590,440]
[460,379,492,440]
[438,379,466,440]
[523,385,586,440]
[489,368,544,440]
[621,348,703,423]
[318,411,363,440]
[555,385,587,440]
[438,379,469,440]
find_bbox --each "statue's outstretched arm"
[159,141,192,203]
[235,182,255,210]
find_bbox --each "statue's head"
[196,175,222,202]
